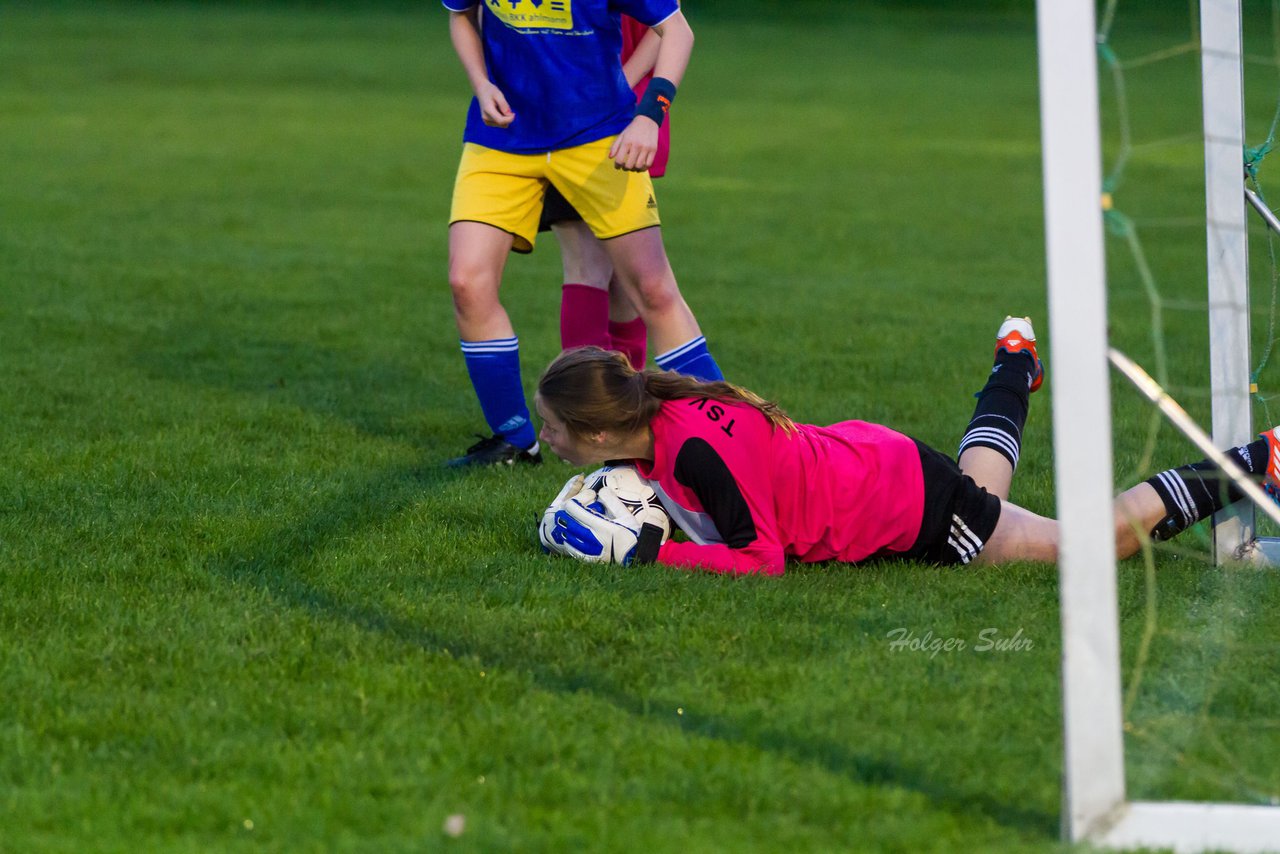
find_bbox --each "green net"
[1095,0,1280,806]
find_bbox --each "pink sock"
[560,284,610,351]
[609,316,648,370]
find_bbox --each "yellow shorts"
[449,138,661,253]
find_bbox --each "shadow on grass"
[136,314,1055,839]
[204,469,1058,841]
[130,317,453,448]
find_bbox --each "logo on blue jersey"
[485,0,571,30]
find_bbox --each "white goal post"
[1038,0,1280,850]
[1202,0,1258,564]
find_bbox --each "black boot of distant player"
[449,336,543,468]
[957,316,1043,470]
[447,434,542,468]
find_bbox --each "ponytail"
[537,347,796,439]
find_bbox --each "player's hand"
[597,485,669,535]
[609,116,659,171]
[477,82,514,128]
[551,496,641,564]
[542,487,664,566]
[538,474,587,552]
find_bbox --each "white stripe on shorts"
[947,513,985,565]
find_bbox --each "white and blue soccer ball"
[583,464,673,543]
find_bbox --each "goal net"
[1040,0,1280,849]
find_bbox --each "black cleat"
[446,434,542,468]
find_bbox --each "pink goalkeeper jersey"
[632,398,926,575]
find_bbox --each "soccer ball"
[583,464,673,543]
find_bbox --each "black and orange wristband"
[635,77,676,127]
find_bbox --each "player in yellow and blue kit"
[442,0,723,467]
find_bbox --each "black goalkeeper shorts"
[895,439,1003,566]
[538,184,582,232]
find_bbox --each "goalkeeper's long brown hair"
[537,346,797,439]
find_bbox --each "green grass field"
[3,2,1280,851]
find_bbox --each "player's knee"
[628,275,681,316]
[562,257,613,289]
[1113,514,1145,559]
[448,265,500,318]
[1112,491,1159,559]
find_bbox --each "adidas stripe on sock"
[957,351,1034,469]
[1145,437,1268,534]
[460,336,537,450]
[654,335,724,382]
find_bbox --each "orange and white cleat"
[1262,426,1280,501]
[995,315,1044,393]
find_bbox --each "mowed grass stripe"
[2,2,1277,851]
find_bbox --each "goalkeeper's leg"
[978,429,1280,563]
[1125,429,1276,548]
[958,317,1043,500]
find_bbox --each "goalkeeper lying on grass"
[534,317,1280,574]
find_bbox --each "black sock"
[1145,438,1268,539]
[957,350,1035,470]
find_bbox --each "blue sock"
[460,337,537,450]
[654,336,724,382]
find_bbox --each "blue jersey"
[443,0,678,154]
